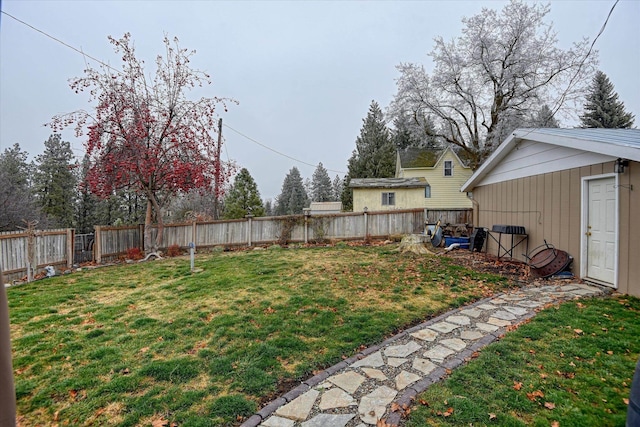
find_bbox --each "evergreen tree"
[33,134,77,228]
[310,163,333,202]
[580,71,635,129]
[222,168,265,219]
[531,104,560,128]
[264,199,273,216]
[0,144,43,231]
[341,101,396,210]
[332,175,343,203]
[275,167,309,215]
[392,111,439,150]
[75,154,100,233]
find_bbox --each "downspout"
[468,192,479,227]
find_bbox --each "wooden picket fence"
[94,208,467,263]
[0,209,473,278]
[0,228,74,283]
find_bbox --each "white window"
[425,184,431,198]
[382,192,395,206]
[444,160,453,177]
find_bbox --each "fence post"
[363,207,369,241]
[245,215,254,246]
[66,229,74,269]
[138,223,145,251]
[192,221,197,248]
[303,208,311,244]
[94,226,102,264]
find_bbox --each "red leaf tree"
[50,33,235,253]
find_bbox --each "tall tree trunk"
[144,199,153,253]
[149,193,164,253]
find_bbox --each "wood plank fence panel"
[425,209,473,225]
[92,208,473,263]
[96,226,141,262]
[0,229,72,283]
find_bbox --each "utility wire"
[223,123,347,174]
[550,0,619,118]
[1,10,122,76]
[1,9,347,175]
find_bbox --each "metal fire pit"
[526,241,573,278]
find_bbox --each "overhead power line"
[1,9,347,176]
[1,10,122,76]
[223,123,347,174]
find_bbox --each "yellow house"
[350,147,473,211]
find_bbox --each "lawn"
[8,244,512,426]
[405,295,640,427]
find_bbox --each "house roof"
[349,177,427,189]
[309,201,342,211]
[397,146,471,169]
[397,148,443,168]
[462,128,640,192]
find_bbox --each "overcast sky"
[1,0,639,201]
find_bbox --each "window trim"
[444,160,453,177]
[382,192,395,206]
[424,184,431,198]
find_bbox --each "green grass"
[406,295,640,427]
[9,245,511,426]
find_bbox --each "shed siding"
[474,159,640,297]
[618,162,640,297]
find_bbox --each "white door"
[586,177,616,284]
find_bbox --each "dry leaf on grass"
[151,417,169,427]
[513,381,523,391]
[544,401,556,410]
[526,390,545,401]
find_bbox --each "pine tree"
[0,144,43,231]
[341,101,396,210]
[332,175,343,202]
[33,134,77,228]
[264,199,273,217]
[75,154,100,233]
[530,104,560,128]
[310,163,333,202]
[222,168,265,219]
[580,71,635,129]
[275,167,309,215]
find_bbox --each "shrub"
[167,244,182,257]
[126,247,144,260]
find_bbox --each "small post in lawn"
[189,242,195,272]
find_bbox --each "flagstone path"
[240,283,607,427]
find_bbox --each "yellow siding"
[399,151,473,209]
[352,188,425,212]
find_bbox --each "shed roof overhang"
[461,128,640,192]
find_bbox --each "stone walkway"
[240,283,607,427]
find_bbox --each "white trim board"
[580,173,619,289]
[476,141,616,187]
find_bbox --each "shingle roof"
[397,146,472,168]
[397,148,443,168]
[349,177,427,189]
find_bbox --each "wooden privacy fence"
[94,208,470,263]
[0,228,74,283]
